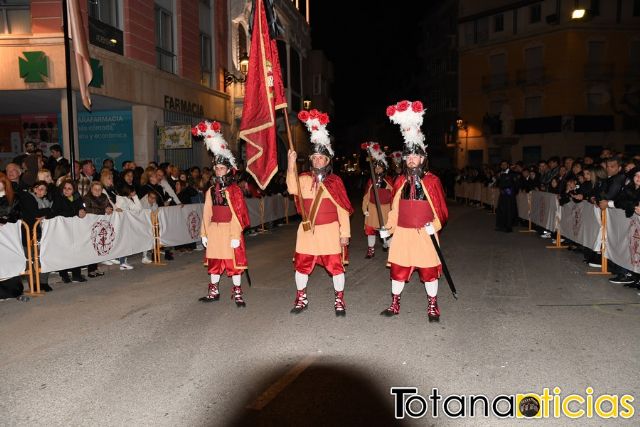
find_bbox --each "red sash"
[397,199,433,228]
[303,198,338,225]
[369,187,392,204]
[211,205,232,222]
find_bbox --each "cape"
[295,172,354,216]
[223,184,250,230]
[393,172,449,226]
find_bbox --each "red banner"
[239,0,287,190]
[67,0,93,110]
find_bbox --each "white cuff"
[608,200,615,208]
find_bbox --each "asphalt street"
[1,201,639,426]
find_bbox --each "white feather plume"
[302,118,333,157]
[364,142,388,168]
[192,121,237,169]
[387,101,427,151]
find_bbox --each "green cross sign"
[18,51,48,83]
[89,58,104,88]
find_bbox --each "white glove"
[379,228,390,239]
[364,211,369,217]
[424,223,436,235]
[201,236,208,248]
[230,239,240,249]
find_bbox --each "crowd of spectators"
[454,148,640,289]
[0,142,293,301]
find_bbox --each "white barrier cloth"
[39,211,154,273]
[0,221,27,280]
[246,195,297,227]
[558,202,602,251]
[530,191,559,231]
[516,192,530,220]
[158,204,204,246]
[606,210,640,274]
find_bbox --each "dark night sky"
[309,2,432,151]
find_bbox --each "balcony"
[482,73,509,92]
[584,63,613,81]
[516,67,548,86]
[89,17,123,56]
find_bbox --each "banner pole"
[519,193,535,233]
[31,220,45,295]
[22,221,41,296]
[282,110,310,231]
[588,209,610,275]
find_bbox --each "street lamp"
[238,52,249,75]
[223,53,249,90]
[571,8,586,19]
[571,0,588,19]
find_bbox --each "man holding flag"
[287,110,353,316]
[239,0,288,190]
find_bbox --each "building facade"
[417,0,458,169]
[0,0,232,170]
[458,0,640,168]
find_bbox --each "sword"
[244,268,252,287]
[427,230,458,299]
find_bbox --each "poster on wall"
[74,110,133,168]
[21,114,60,156]
[158,125,192,149]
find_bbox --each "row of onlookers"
[455,148,640,289]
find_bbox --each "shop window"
[0,0,30,34]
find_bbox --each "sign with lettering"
[164,96,204,116]
[72,110,133,167]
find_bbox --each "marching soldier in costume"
[287,109,353,316]
[192,120,250,307]
[379,101,449,321]
[361,142,394,258]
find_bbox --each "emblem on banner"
[187,211,201,240]
[630,217,640,268]
[572,204,582,237]
[90,219,116,256]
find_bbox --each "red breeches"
[294,252,344,276]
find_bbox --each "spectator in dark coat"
[52,180,87,283]
[0,172,18,224]
[614,167,640,218]
[19,180,54,291]
[45,144,69,176]
[597,157,626,209]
